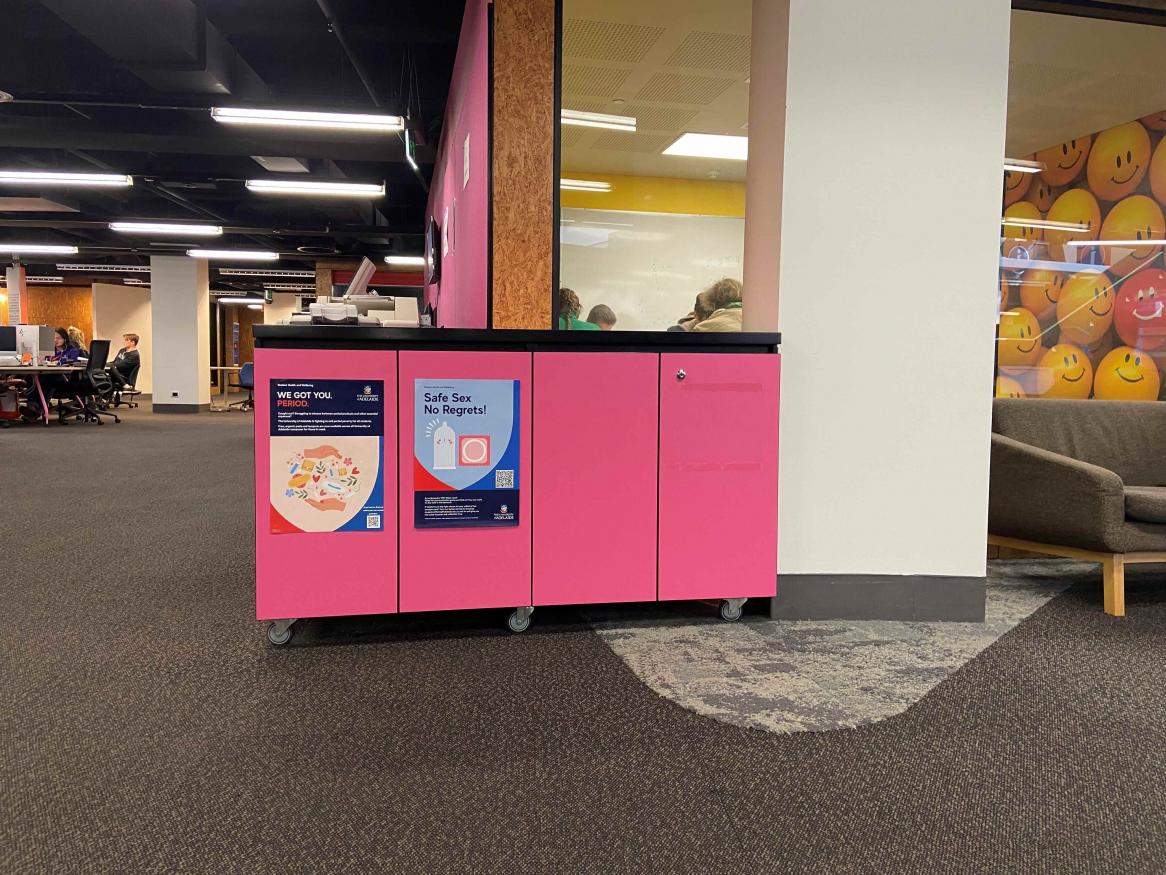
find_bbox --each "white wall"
[92,283,152,394]
[559,208,744,331]
[150,256,210,408]
[264,294,298,325]
[776,0,1011,576]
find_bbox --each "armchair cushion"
[1124,486,1166,524]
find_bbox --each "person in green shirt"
[557,287,601,331]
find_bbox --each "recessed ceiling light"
[57,263,150,272]
[560,179,611,192]
[0,170,132,187]
[384,255,426,266]
[663,133,748,161]
[216,296,266,305]
[211,107,403,132]
[245,179,385,197]
[219,268,313,278]
[0,243,79,254]
[110,221,223,236]
[187,249,279,261]
[561,109,636,132]
[247,303,263,310]
[251,156,311,173]
[1003,158,1044,174]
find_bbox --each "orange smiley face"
[1030,177,1061,212]
[1037,343,1093,399]
[1045,188,1101,259]
[995,374,1025,398]
[1093,346,1161,400]
[1001,201,1043,254]
[997,307,1043,367]
[1018,268,1066,322]
[1056,270,1115,346]
[1037,136,1091,186]
[1147,135,1166,209]
[1099,194,1166,276]
[1141,111,1166,131]
[1003,162,1033,208]
[1087,121,1150,201]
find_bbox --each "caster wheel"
[507,610,532,633]
[266,622,293,646]
[720,600,743,622]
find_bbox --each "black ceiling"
[0,0,467,285]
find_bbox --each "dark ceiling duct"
[37,0,269,97]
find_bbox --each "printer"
[287,257,422,328]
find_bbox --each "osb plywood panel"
[492,0,555,329]
[25,286,93,343]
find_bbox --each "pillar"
[5,264,26,324]
[769,0,1011,617]
[150,255,211,413]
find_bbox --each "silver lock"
[676,369,686,381]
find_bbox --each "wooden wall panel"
[492,0,556,329]
[25,286,94,343]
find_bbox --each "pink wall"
[424,0,490,328]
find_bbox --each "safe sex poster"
[413,379,520,528]
[268,379,385,534]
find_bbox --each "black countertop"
[253,325,780,353]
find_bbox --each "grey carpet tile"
[2,409,1166,873]
[586,565,1071,733]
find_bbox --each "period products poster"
[268,379,385,534]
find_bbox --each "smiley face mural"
[999,109,1166,404]
[1056,270,1114,346]
[1003,165,1033,208]
[1037,343,1093,399]
[1086,121,1150,202]
[1114,268,1166,351]
[1037,136,1090,186]
[1093,346,1161,400]
[995,374,1025,399]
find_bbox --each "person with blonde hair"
[691,278,743,332]
[557,287,600,331]
[66,325,88,357]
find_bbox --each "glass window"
[997,11,1166,401]
[557,1,751,331]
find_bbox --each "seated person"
[690,278,743,332]
[23,327,81,418]
[586,304,617,331]
[556,288,600,331]
[109,333,141,388]
[66,325,88,359]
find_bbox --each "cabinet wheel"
[720,600,743,622]
[266,622,294,646]
[507,610,532,633]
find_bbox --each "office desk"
[0,365,85,425]
[210,365,242,411]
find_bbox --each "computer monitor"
[0,325,15,353]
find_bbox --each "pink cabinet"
[397,350,532,612]
[658,353,780,602]
[254,348,398,620]
[533,352,659,605]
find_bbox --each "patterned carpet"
[589,563,1074,733]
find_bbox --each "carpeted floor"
[3,410,1166,874]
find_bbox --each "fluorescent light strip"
[0,170,132,187]
[124,278,149,285]
[264,283,316,290]
[217,296,265,305]
[26,276,64,283]
[247,303,263,310]
[1000,217,1088,232]
[0,244,78,254]
[1066,239,1166,248]
[1003,158,1044,174]
[110,221,223,236]
[245,179,385,197]
[212,107,402,133]
[561,109,636,132]
[57,263,150,273]
[218,268,313,278]
[187,249,278,261]
[384,255,426,266]
[560,179,612,192]
[663,132,748,161]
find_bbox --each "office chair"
[228,361,255,411]
[72,339,120,425]
[112,361,141,408]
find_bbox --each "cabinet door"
[255,348,397,620]
[398,350,532,612]
[658,353,780,602]
[533,352,658,605]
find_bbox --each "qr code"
[495,469,515,488]
[365,513,381,529]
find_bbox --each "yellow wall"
[560,172,746,217]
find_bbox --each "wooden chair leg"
[1102,554,1126,617]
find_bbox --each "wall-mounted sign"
[268,379,385,535]
[413,378,519,528]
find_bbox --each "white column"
[6,264,25,324]
[776,0,1011,577]
[149,256,210,412]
